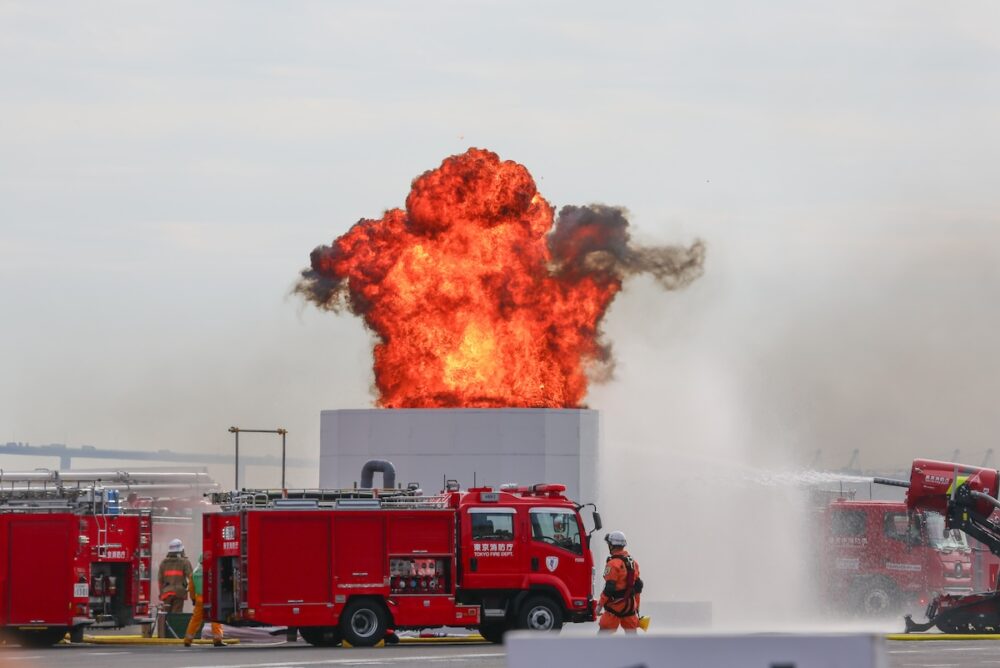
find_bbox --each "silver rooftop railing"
[209,488,450,511]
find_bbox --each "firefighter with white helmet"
[598,530,645,633]
[158,538,193,613]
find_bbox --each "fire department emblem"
[545,556,559,572]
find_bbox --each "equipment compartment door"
[8,517,74,624]
[334,515,385,590]
[254,513,332,605]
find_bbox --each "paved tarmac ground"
[887,640,1000,667]
[3,638,1000,667]
[0,641,507,668]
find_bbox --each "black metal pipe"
[280,430,286,489]
[970,490,1000,511]
[230,427,287,490]
[873,476,910,488]
[234,429,240,489]
[361,460,396,489]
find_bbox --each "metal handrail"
[379,494,450,509]
[209,488,450,511]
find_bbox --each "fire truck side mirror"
[576,503,602,536]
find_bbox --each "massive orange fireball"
[297,148,704,408]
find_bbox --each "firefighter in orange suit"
[158,538,193,613]
[598,531,643,633]
[184,553,224,647]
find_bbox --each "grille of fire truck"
[210,489,449,510]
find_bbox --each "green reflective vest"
[191,564,203,596]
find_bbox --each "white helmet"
[605,531,627,548]
[168,538,184,553]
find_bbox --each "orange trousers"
[598,611,640,633]
[185,594,223,641]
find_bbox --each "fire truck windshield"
[529,509,582,555]
[925,512,969,552]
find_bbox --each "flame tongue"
[298,148,704,408]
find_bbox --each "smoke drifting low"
[295,148,705,408]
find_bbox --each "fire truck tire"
[69,626,85,643]
[478,621,507,644]
[517,596,563,632]
[15,627,68,647]
[339,599,389,647]
[853,578,900,616]
[300,626,342,647]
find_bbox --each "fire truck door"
[827,507,867,579]
[463,507,520,585]
[527,508,587,593]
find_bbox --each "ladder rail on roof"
[209,488,450,511]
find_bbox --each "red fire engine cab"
[203,479,602,646]
[0,487,154,646]
[821,499,973,616]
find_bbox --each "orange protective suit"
[598,548,642,633]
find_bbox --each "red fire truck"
[203,480,601,646]
[0,511,90,646]
[0,487,154,646]
[821,499,973,616]
[78,505,154,636]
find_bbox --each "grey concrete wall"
[319,408,599,505]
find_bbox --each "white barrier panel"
[505,632,887,668]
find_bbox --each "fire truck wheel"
[15,628,68,647]
[299,626,342,647]
[854,578,900,616]
[517,596,564,632]
[339,599,389,647]
[478,621,507,644]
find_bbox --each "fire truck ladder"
[210,488,450,511]
[136,510,153,617]
[239,512,249,612]
[0,486,87,512]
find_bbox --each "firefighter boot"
[213,639,224,647]
[183,637,193,647]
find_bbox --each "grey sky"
[2,0,999,485]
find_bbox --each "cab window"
[883,512,910,541]
[530,510,582,555]
[471,512,514,541]
[830,509,866,536]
